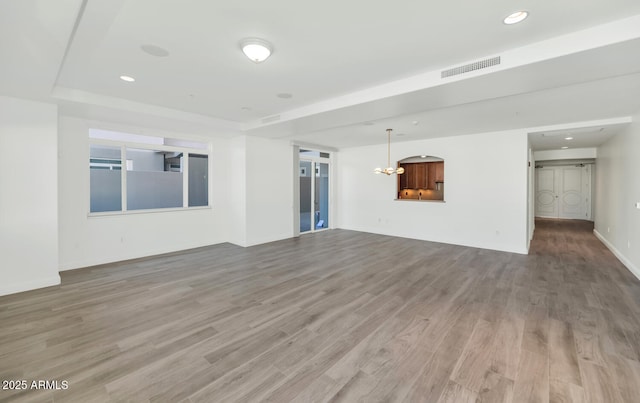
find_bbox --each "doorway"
[298,150,330,234]
[535,164,592,220]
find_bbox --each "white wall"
[58,116,231,270]
[223,135,295,247]
[226,136,248,246]
[534,147,597,161]
[0,96,60,295]
[337,129,529,254]
[245,136,294,246]
[594,116,640,279]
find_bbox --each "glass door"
[299,150,330,234]
[299,160,313,233]
[314,162,329,230]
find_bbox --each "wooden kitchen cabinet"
[415,163,428,189]
[399,162,430,189]
[398,164,407,189]
[434,161,444,182]
[404,163,415,188]
[427,163,437,190]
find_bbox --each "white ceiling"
[529,124,626,151]
[2,1,640,150]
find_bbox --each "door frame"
[293,145,334,236]
[535,164,592,220]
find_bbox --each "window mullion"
[121,146,127,212]
[183,153,189,208]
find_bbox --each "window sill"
[88,206,212,217]
[394,199,446,203]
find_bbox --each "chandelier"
[374,129,405,175]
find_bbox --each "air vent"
[441,56,501,78]
[261,114,281,124]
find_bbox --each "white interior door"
[559,166,584,219]
[535,168,558,218]
[535,165,591,220]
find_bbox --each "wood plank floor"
[2,219,640,402]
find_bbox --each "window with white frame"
[89,129,210,213]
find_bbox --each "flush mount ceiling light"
[503,11,529,25]
[240,38,273,63]
[119,75,135,82]
[561,146,569,149]
[565,136,574,140]
[374,129,405,176]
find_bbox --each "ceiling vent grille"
[441,56,501,78]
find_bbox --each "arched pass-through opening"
[397,156,444,201]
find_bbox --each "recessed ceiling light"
[240,38,273,63]
[561,146,569,149]
[565,136,574,140]
[141,44,169,57]
[503,11,529,25]
[420,155,426,158]
[277,93,292,99]
[120,75,135,82]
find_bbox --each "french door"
[535,165,591,220]
[299,159,330,233]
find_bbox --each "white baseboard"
[244,233,293,247]
[0,275,61,297]
[594,229,640,281]
[338,225,529,255]
[58,239,225,271]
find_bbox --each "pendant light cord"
[387,129,392,169]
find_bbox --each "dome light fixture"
[374,129,405,176]
[119,75,135,82]
[241,38,273,63]
[503,11,529,25]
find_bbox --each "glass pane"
[299,149,330,158]
[90,145,122,212]
[188,154,208,207]
[126,148,183,210]
[314,162,329,229]
[299,160,312,232]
